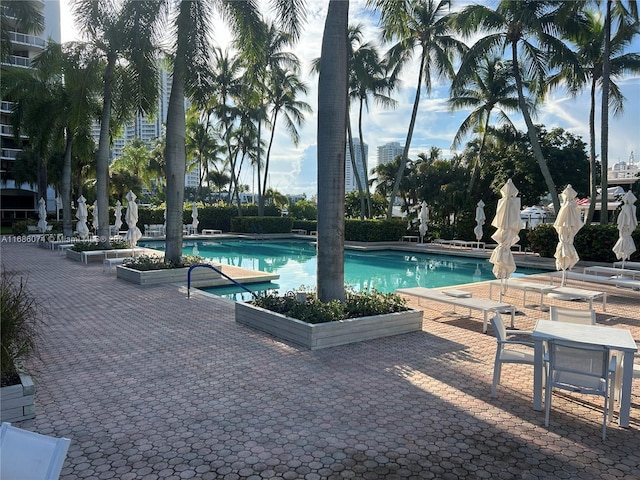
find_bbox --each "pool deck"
[2,239,640,479]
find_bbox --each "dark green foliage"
[136,205,282,233]
[123,254,206,270]
[70,239,130,252]
[251,288,408,324]
[292,220,318,232]
[230,216,294,234]
[1,269,43,385]
[11,220,33,235]
[345,219,408,242]
[288,200,318,220]
[528,224,640,262]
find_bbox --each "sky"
[59,0,640,199]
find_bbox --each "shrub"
[230,216,294,234]
[344,219,408,242]
[123,254,206,270]
[11,220,33,236]
[70,239,130,252]
[1,269,44,386]
[251,288,408,324]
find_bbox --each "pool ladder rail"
[187,264,258,299]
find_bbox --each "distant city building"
[1,0,61,220]
[345,138,368,194]
[377,141,404,167]
[92,67,199,188]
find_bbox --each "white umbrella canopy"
[92,200,99,233]
[489,179,521,301]
[37,197,48,233]
[613,190,638,269]
[191,203,199,233]
[474,199,486,247]
[75,195,90,239]
[418,201,429,242]
[124,190,142,249]
[553,184,583,286]
[114,200,123,234]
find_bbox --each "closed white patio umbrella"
[75,195,90,240]
[37,197,48,233]
[124,190,142,250]
[114,200,123,236]
[613,190,638,269]
[474,199,485,249]
[191,202,199,234]
[489,179,521,301]
[92,200,99,234]
[553,185,583,286]
[418,201,429,243]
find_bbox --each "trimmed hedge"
[345,219,408,242]
[231,216,294,234]
[528,223,640,263]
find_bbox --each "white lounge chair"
[549,306,596,325]
[490,313,535,398]
[0,422,71,479]
[544,340,616,441]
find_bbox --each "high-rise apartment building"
[98,67,200,189]
[345,138,368,194]
[1,0,61,221]
[377,141,404,167]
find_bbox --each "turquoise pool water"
[140,239,546,300]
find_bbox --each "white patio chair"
[0,422,71,479]
[544,340,616,441]
[490,313,535,398]
[549,306,596,325]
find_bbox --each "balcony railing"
[9,32,46,49]
[8,55,31,68]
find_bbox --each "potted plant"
[1,268,43,422]
[236,288,423,350]
[116,255,228,286]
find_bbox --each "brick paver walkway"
[2,240,640,479]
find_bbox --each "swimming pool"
[141,239,546,300]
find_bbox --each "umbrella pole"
[561,269,566,287]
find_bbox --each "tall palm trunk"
[387,53,425,220]
[62,131,73,238]
[467,113,491,195]
[357,100,372,217]
[600,0,612,225]
[347,119,366,219]
[164,64,187,262]
[260,110,279,216]
[587,76,598,225]
[96,55,116,243]
[317,0,348,302]
[510,42,559,214]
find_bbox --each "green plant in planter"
[123,254,207,271]
[251,287,409,324]
[71,239,130,252]
[0,268,43,387]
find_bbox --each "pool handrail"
[187,264,258,299]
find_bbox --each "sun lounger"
[488,280,557,309]
[612,261,640,270]
[548,271,640,291]
[583,266,640,280]
[546,286,607,311]
[81,248,147,264]
[396,287,515,333]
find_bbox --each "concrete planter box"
[236,302,423,350]
[116,264,223,286]
[0,373,35,422]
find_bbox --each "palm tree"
[72,0,162,243]
[370,0,467,220]
[261,69,311,212]
[449,55,521,195]
[550,9,640,224]
[316,0,349,302]
[0,0,43,62]
[348,24,397,218]
[162,1,304,262]
[185,108,224,203]
[3,41,101,238]
[598,0,638,224]
[453,0,585,215]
